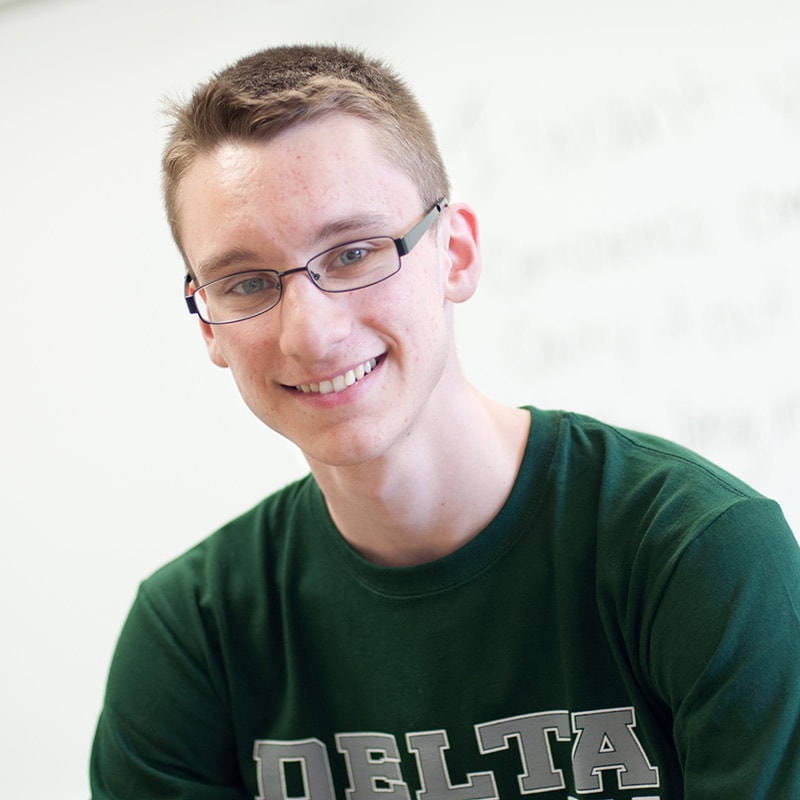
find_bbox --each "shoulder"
[139,473,322,611]
[546,408,769,514]
[543,408,799,626]
[528,406,795,570]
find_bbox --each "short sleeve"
[90,578,249,799]
[645,498,800,797]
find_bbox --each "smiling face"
[177,114,480,468]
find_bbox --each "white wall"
[1,1,798,797]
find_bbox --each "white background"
[1,0,798,797]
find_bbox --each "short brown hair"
[162,44,450,254]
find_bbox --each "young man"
[91,45,800,799]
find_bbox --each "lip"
[290,355,383,395]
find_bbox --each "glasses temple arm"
[184,274,199,315]
[395,198,448,256]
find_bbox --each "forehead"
[176,115,423,269]
[188,116,416,214]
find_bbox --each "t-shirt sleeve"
[90,575,249,799]
[644,497,800,796]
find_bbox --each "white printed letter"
[571,707,660,793]
[476,711,571,794]
[406,730,498,800]
[253,738,336,800]
[336,732,412,800]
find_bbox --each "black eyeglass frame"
[184,198,448,325]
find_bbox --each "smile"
[295,357,379,395]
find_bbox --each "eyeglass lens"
[187,199,445,324]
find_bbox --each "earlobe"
[442,203,481,304]
[200,320,230,368]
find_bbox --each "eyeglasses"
[184,198,448,325]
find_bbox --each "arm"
[90,579,249,800]
[645,498,800,797]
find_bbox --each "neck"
[306,388,530,567]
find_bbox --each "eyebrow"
[312,213,391,246]
[194,213,395,283]
[195,247,264,283]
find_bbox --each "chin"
[302,424,398,470]
[250,411,368,463]
[305,440,387,470]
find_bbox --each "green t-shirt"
[91,408,800,799]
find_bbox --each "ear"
[440,202,481,304]
[199,320,230,368]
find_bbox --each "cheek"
[368,285,446,351]
[373,280,452,378]
[221,338,286,431]
[378,249,450,329]
[212,325,275,386]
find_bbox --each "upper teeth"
[296,358,378,395]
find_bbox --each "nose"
[277,270,352,360]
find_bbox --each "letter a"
[571,708,660,793]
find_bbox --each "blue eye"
[338,247,367,266]
[321,242,382,274]
[234,277,267,294]
[226,273,279,295]
[308,237,396,290]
